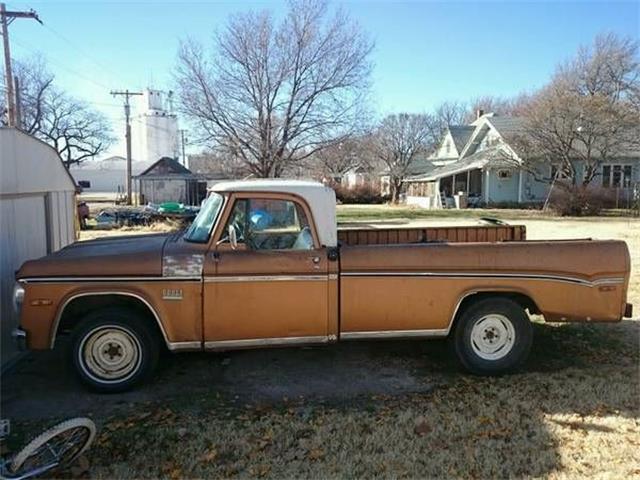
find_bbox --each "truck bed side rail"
[337,225,527,246]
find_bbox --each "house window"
[445,141,451,155]
[624,165,633,187]
[601,164,633,188]
[497,169,512,179]
[602,165,610,187]
[612,165,622,187]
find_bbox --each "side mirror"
[228,224,238,250]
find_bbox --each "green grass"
[336,205,545,223]
[336,204,638,223]
[87,322,637,479]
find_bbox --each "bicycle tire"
[9,418,96,475]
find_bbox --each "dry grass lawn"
[67,214,639,479]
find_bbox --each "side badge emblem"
[162,289,183,301]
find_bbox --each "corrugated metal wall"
[0,129,76,368]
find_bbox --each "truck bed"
[337,224,526,246]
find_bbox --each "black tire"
[453,297,532,375]
[71,308,160,393]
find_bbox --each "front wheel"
[9,417,96,476]
[453,298,533,375]
[71,308,160,393]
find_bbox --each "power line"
[40,22,126,87]
[10,35,113,91]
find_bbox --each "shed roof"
[0,128,76,195]
[138,157,191,177]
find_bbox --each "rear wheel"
[453,298,532,375]
[71,308,160,392]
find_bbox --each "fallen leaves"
[307,447,325,461]
[413,416,431,436]
[199,448,218,463]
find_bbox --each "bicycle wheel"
[9,418,96,476]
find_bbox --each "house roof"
[378,156,435,177]
[407,147,514,182]
[138,157,192,177]
[448,126,475,153]
[406,157,436,175]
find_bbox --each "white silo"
[132,89,179,164]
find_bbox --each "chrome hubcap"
[470,314,516,360]
[81,326,141,382]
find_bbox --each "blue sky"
[6,0,639,156]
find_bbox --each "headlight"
[13,283,25,314]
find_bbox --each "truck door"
[203,193,330,348]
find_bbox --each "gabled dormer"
[430,125,475,165]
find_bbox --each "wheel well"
[56,294,166,346]
[453,291,541,326]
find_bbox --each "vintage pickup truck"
[13,180,633,392]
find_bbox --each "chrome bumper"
[12,328,27,350]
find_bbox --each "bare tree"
[2,56,114,167]
[37,91,114,168]
[432,100,467,138]
[175,0,373,178]
[372,113,435,203]
[507,33,640,188]
[9,56,54,133]
[309,135,376,180]
[465,94,531,121]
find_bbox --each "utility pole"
[180,129,187,166]
[1,3,41,127]
[111,89,143,205]
[13,74,20,126]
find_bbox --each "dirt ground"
[2,214,638,478]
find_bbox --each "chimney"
[476,109,484,119]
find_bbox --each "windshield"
[183,192,224,243]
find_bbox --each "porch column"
[435,179,441,208]
[517,169,523,203]
[484,169,490,204]
[466,170,470,193]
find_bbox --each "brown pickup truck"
[13,180,633,392]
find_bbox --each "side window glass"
[222,198,314,251]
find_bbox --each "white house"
[0,128,77,367]
[404,112,640,208]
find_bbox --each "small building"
[70,155,151,200]
[135,157,209,205]
[0,128,77,367]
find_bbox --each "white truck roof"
[210,180,338,247]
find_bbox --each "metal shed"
[0,128,77,367]
[135,157,209,206]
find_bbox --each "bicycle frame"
[0,457,59,480]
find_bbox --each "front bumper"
[12,328,27,351]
